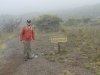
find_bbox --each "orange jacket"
[20,26,35,42]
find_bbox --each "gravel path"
[0,37,95,75]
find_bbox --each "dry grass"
[43,25,100,74]
[0,28,20,50]
[62,70,75,75]
[61,26,100,73]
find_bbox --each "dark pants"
[23,42,31,59]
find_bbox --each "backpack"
[24,26,33,39]
[25,26,33,33]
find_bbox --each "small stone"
[31,54,38,58]
[65,59,67,62]
[34,55,38,58]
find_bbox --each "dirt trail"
[0,37,95,75]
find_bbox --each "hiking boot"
[27,57,32,60]
[24,58,27,61]
[24,55,28,61]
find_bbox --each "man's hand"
[21,41,24,43]
[31,40,34,42]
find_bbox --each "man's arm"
[32,27,36,40]
[20,27,25,42]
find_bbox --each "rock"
[31,54,38,58]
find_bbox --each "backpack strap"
[25,26,32,33]
[24,26,28,33]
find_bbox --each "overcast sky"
[0,0,100,15]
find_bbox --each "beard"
[27,24,31,26]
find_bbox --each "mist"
[0,0,100,15]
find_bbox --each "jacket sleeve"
[32,28,36,40]
[20,27,25,41]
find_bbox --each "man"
[20,19,35,61]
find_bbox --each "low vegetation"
[42,25,100,74]
[0,28,20,50]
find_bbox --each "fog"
[0,0,100,15]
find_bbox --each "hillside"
[18,3,100,19]
[1,26,100,75]
[49,3,100,19]
[0,3,100,24]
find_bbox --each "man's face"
[27,22,31,26]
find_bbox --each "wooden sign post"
[58,42,60,53]
[51,35,67,53]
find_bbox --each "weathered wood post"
[58,42,60,53]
